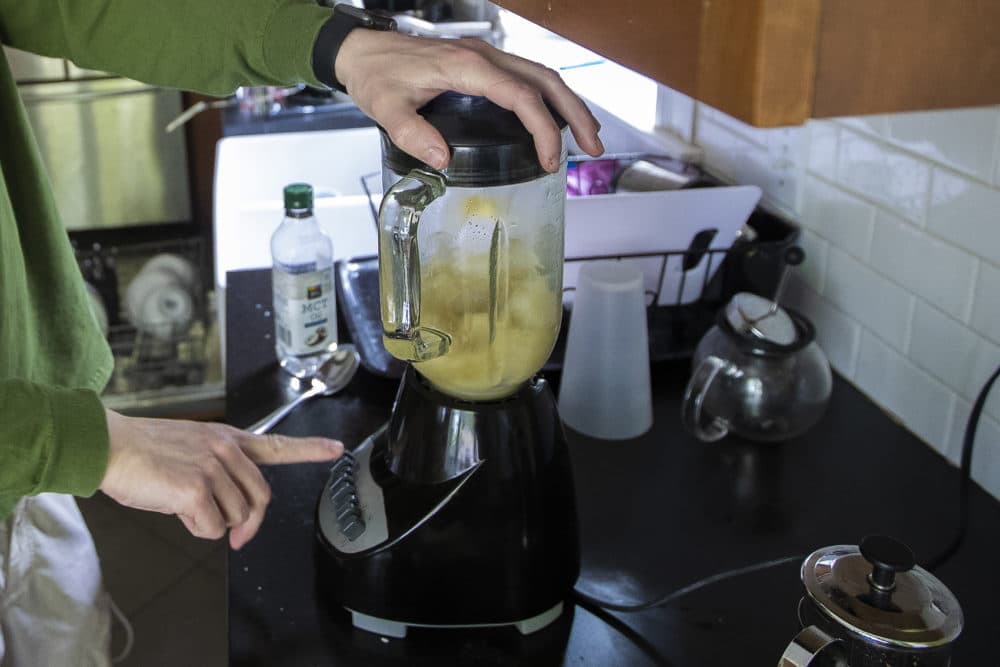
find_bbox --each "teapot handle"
[778,626,847,667]
[377,169,451,362]
[681,355,732,441]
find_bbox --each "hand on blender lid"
[331,29,605,171]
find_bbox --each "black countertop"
[225,268,1000,666]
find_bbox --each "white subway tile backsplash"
[824,247,914,351]
[682,90,1000,497]
[796,229,829,294]
[995,138,1000,187]
[870,210,977,321]
[655,85,695,143]
[947,399,1000,501]
[884,107,1000,185]
[695,118,765,182]
[855,329,955,452]
[695,119,796,214]
[800,176,875,259]
[806,121,838,176]
[836,115,890,137]
[971,261,1000,345]
[697,104,772,149]
[784,279,861,378]
[928,169,1000,266]
[836,129,931,223]
[908,301,1000,422]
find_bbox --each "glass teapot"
[682,289,833,442]
[377,93,567,401]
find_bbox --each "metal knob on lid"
[860,534,915,592]
[800,537,963,649]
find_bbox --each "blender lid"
[724,292,797,346]
[801,539,963,648]
[380,92,568,186]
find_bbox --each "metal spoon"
[248,344,361,435]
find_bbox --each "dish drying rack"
[549,206,800,368]
[75,235,222,406]
[345,174,799,377]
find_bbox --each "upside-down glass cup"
[557,261,653,440]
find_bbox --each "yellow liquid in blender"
[390,235,562,402]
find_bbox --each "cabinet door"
[496,0,1000,127]
[495,0,820,126]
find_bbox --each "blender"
[315,93,579,638]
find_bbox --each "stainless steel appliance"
[316,93,578,637]
[7,46,192,230]
[780,536,963,666]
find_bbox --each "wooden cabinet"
[494,0,1000,127]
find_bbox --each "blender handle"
[778,626,847,667]
[377,169,450,361]
[681,355,731,442]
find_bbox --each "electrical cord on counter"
[927,363,1000,571]
[573,364,1000,663]
[571,555,803,666]
[572,554,804,613]
[574,596,675,667]
[110,595,135,663]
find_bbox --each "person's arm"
[0,0,604,166]
[99,409,343,550]
[0,377,344,550]
[0,379,109,509]
[0,0,329,95]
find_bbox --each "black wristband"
[311,7,397,94]
[311,16,354,92]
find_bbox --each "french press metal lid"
[801,536,963,649]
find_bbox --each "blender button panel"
[330,475,353,495]
[335,497,359,520]
[341,515,366,541]
[331,484,355,505]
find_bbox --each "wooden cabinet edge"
[494,1,1000,127]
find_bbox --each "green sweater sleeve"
[0,0,330,95]
[0,379,109,517]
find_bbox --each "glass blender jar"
[378,92,567,400]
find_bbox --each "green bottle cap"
[283,183,313,210]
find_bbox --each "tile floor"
[77,493,227,666]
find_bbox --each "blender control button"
[335,496,359,520]
[330,475,353,495]
[331,484,355,506]
[330,458,350,477]
[341,515,366,541]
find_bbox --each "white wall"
[659,88,1000,500]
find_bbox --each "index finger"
[238,432,344,465]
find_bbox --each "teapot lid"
[725,292,797,346]
[380,92,567,187]
[801,536,963,648]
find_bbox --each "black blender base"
[315,368,580,635]
[346,602,565,639]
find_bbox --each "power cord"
[109,595,135,664]
[572,364,1000,661]
[572,554,803,666]
[573,554,804,613]
[573,596,675,667]
[927,363,1000,570]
